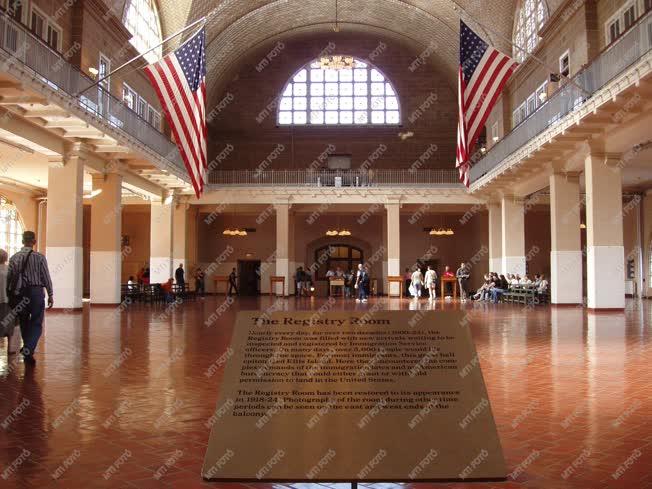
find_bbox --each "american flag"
[456,21,518,187]
[144,28,207,198]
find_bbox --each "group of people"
[472,272,549,303]
[127,263,209,302]
[405,263,471,301]
[0,231,53,365]
[322,264,371,302]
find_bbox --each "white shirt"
[411,270,423,285]
[424,269,436,287]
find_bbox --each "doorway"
[238,260,261,296]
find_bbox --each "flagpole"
[75,15,209,98]
[451,1,592,97]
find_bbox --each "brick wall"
[207,32,458,171]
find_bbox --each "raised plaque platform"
[202,310,506,482]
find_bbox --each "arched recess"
[304,234,382,294]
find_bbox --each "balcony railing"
[207,169,462,187]
[469,9,652,183]
[0,13,184,172]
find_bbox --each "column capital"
[384,198,402,209]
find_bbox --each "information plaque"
[202,310,506,482]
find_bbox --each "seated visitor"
[161,278,174,302]
[473,274,491,300]
[490,274,510,303]
[537,274,549,295]
[326,269,335,279]
[127,276,136,291]
[511,274,521,285]
[520,274,533,285]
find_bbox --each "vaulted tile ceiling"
[155,0,564,106]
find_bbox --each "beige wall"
[121,204,151,281]
[0,187,39,235]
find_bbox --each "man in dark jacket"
[456,262,470,302]
[175,264,185,288]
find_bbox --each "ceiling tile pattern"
[152,0,565,104]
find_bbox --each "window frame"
[513,0,549,62]
[559,50,570,78]
[277,56,402,126]
[122,82,138,111]
[314,244,364,281]
[123,0,163,64]
[29,4,46,38]
[0,195,25,258]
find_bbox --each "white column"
[90,172,123,304]
[585,152,625,309]
[549,172,583,304]
[488,202,502,273]
[150,197,174,284]
[275,203,290,296]
[386,202,401,295]
[46,151,84,309]
[501,195,526,276]
[173,203,188,273]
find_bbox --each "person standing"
[424,265,437,301]
[410,266,423,300]
[228,268,238,296]
[194,267,205,297]
[6,231,53,365]
[355,264,369,303]
[456,262,470,302]
[175,264,185,288]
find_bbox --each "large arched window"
[124,0,163,64]
[513,0,548,63]
[0,196,25,257]
[278,57,400,125]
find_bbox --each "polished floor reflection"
[1,297,650,489]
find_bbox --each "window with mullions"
[0,196,25,257]
[314,244,363,280]
[513,0,549,63]
[278,58,400,125]
[124,0,163,64]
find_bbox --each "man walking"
[228,268,238,296]
[7,231,53,365]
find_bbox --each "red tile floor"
[0,296,650,488]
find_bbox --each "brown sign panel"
[202,310,506,482]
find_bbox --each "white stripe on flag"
[146,65,203,190]
[466,59,517,142]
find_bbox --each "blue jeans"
[17,286,45,356]
[490,288,505,303]
[358,284,368,300]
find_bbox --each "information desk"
[386,275,403,298]
[329,278,345,296]
[213,276,230,295]
[440,276,458,299]
[269,276,285,296]
[203,310,506,483]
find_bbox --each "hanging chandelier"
[429,227,454,236]
[325,229,352,236]
[223,229,247,236]
[320,55,356,70]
